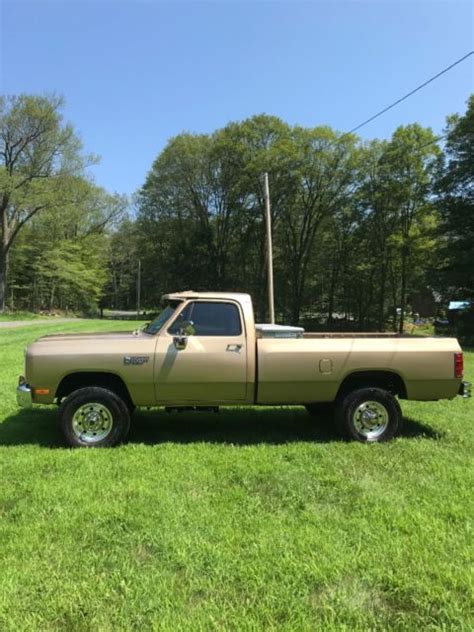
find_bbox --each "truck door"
[154,300,248,403]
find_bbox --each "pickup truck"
[17,291,471,447]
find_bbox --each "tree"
[437,95,474,299]
[278,127,359,324]
[8,178,126,312]
[384,125,440,332]
[135,113,445,331]
[104,218,140,311]
[0,94,93,311]
[216,115,294,320]
[33,238,108,312]
[356,140,397,329]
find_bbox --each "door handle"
[226,344,242,353]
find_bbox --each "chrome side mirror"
[172,320,194,351]
[173,331,187,351]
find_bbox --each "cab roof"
[162,290,252,305]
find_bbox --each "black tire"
[335,387,402,443]
[58,387,131,448]
[305,403,335,418]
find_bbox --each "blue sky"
[1,1,473,198]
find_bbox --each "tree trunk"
[290,272,303,326]
[0,269,6,313]
[327,256,340,325]
[327,290,334,325]
[0,247,8,312]
[49,281,56,311]
[378,260,387,331]
[399,244,408,334]
[290,294,301,326]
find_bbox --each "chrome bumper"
[459,381,471,399]
[17,377,32,408]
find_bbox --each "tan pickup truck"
[17,291,470,447]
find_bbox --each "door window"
[168,302,242,336]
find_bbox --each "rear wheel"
[58,387,131,448]
[335,387,402,442]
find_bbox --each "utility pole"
[263,172,275,324]
[137,259,141,318]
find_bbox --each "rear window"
[168,301,242,336]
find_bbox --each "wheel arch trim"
[336,370,407,400]
[55,371,135,407]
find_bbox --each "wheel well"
[56,372,134,408]
[336,371,407,401]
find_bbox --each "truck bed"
[256,335,460,404]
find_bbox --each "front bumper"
[459,381,471,399]
[17,377,33,409]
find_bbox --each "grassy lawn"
[0,321,473,630]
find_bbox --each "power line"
[415,133,447,152]
[339,51,473,141]
[415,128,474,153]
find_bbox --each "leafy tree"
[216,115,294,320]
[356,140,397,329]
[136,116,293,315]
[437,95,474,299]
[104,218,140,311]
[277,127,359,324]
[135,114,444,331]
[354,127,440,331]
[8,179,126,312]
[384,125,440,331]
[0,94,95,311]
[33,238,108,312]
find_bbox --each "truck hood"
[26,331,157,372]
[26,330,155,358]
[36,330,146,343]
[24,329,157,394]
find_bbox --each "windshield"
[143,303,180,335]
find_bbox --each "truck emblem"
[123,356,149,366]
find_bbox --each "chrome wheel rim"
[72,403,113,444]
[353,400,389,440]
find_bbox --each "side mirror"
[173,320,194,351]
[173,332,187,351]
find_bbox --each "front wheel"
[58,387,131,448]
[335,387,402,442]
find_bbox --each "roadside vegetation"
[0,311,79,322]
[0,321,472,630]
[0,311,45,321]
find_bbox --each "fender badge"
[124,356,149,366]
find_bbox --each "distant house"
[448,301,471,311]
[448,300,471,325]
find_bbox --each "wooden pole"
[263,172,275,324]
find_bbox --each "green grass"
[408,322,436,337]
[0,321,473,630]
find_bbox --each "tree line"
[1,93,473,331]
